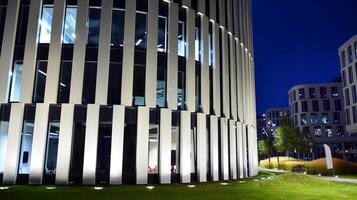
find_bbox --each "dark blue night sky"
[253,0,357,114]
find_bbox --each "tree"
[258,137,274,168]
[295,129,313,159]
[274,118,313,160]
[258,139,269,157]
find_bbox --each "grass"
[1,172,357,200]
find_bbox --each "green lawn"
[1,172,357,200]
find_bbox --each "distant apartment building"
[265,107,290,127]
[288,81,357,161]
[256,108,289,139]
[339,35,357,135]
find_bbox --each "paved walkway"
[259,167,289,173]
[315,176,357,184]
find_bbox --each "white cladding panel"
[136,107,150,184]
[109,105,125,185]
[0,0,20,103]
[95,0,113,104]
[44,0,66,103]
[82,104,100,185]
[220,118,229,180]
[2,103,25,184]
[20,0,42,103]
[56,104,75,185]
[197,113,207,182]
[70,0,89,104]
[159,108,172,184]
[180,111,191,183]
[29,103,50,184]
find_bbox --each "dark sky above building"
[253,0,357,114]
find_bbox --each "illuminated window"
[0,120,9,173]
[9,61,23,102]
[321,113,329,125]
[158,16,167,52]
[18,122,34,174]
[63,6,77,44]
[178,21,186,56]
[39,5,54,43]
[325,127,333,137]
[314,126,321,137]
[134,12,147,49]
[44,123,60,175]
[311,113,318,125]
[300,114,307,125]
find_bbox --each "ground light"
[0,187,9,190]
[335,175,339,178]
[146,186,155,190]
[220,182,229,186]
[187,185,196,188]
[94,187,103,190]
[46,187,56,190]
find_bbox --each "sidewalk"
[315,176,357,184]
[259,167,289,173]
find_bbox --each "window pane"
[0,121,9,173]
[321,113,329,125]
[88,7,101,45]
[178,21,185,56]
[311,114,317,125]
[171,126,179,173]
[18,122,34,174]
[44,123,60,175]
[58,61,72,103]
[158,16,167,52]
[10,61,23,102]
[82,62,97,104]
[111,9,125,46]
[195,27,200,61]
[148,125,159,174]
[134,12,147,49]
[63,6,77,44]
[34,61,48,103]
[39,5,54,43]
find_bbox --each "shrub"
[291,164,307,173]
